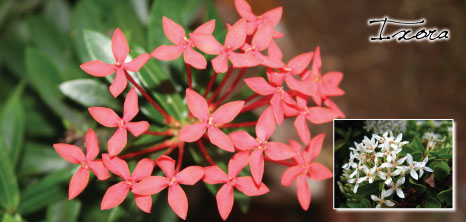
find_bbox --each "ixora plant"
[44,0,345,220]
[336,121,453,208]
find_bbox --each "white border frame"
[332,119,456,212]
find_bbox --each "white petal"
[424,167,433,172]
[410,169,418,180]
[396,188,405,198]
[385,177,392,185]
[419,168,424,178]
[371,195,379,201]
[385,200,395,207]
[397,177,405,186]
[376,203,381,208]
[385,188,393,197]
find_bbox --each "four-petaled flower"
[80,28,150,97]
[54,128,110,199]
[101,155,155,212]
[88,88,149,156]
[203,151,269,220]
[386,177,405,198]
[234,0,283,36]
[371,189,395,208]
[281,134,333,210]
[131,156,204,220]
[178,88,244,152]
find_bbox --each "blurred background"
[0,0,465,221]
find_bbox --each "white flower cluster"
[364,120,406,135]
[341,131,433,208]
[422,132,444,151]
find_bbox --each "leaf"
[0,138,20,212]
[359,198,371,208]
[0,81,26,166]
[437,189,452,206]
[354,181,381,197]
[430,161,450,181]
[234,190,251,213]
[423,195,441,208]
[18,143,68,176]
[410,151,423,162]
[44,0,71,32]
[60,79,121,110]
[46,199,81,222]
[109,0,145,47]
[410,137,425,153]
[408,177,426,192]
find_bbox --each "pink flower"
[234,0,283,36]
[240,22,283,68]
[80,28,150,97]
[244,76,296,125]
[131,156,204,220]
[323,98,345,118]
[281,135,333,210]
[53,128,110,199]
[190,19,250,73]
[203,152,269,220]
[178,88,244,152]
[88,88,149,156]
[151,17,215,69]
[229,107,295,184]
[101,155,155,212]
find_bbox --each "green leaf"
[410,151,423,162]
[359,198,371,208]
[46,199,81,222]
[430,161,450,181]
[109,0,145,46]
[18,143,68,176]
[44,0,71,32]
[408,177,426,192]
[0,81,25,166]
[423,196,441,208]
[354,181,381,197]
[0,138,20,212]
[410,137,425,153]
[234,191,251,213]
[437,189,452,206]
[60,79,121,110]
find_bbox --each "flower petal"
[228,151,249,177]
[80,60,115,77]
[193,19,216,34]
[267,41,283,62]
[88,107,120,127]
[306,107,337,124]
[168,184,188,220]
[208,127,235,152]
[305,133,325,163]
[261,7,283,25]
[176,166,204,185]
[126,121,150,137]
[309,162,332,180]
[151,44,184,60]
[189,33,223,55]
[53,144,85,164]
[69,167,89,199]
[212,101,244,124]
[252,22,273,51]
[296,174,311,210]
[294,114,310,145]
[396,188,405,198]
[162,16,186,44]
[225,19,247,50]
[229,52,258,68]
[281,166,304,187]
[123,88,138,121]
[109,69,127,98]
[101,181,130,210]
[212,53,229,73]
[157,155,176,178]
[270,92,284,125]
[321,72,345,96]
[107,127,127,157]
[112,28,129,65]
[184,46,207,69]
[88,160,110,180]
[134,194,152,213]
[311,46,321,73]
[323,98,345,118]
[234,0,256,20]
[244,77,276,95]
[85,128,99,161]
[235,176,269,196]
[256,106,275,142]
[178,123,207,142]
[265,142,295,160]
[131,158,155,181]
[203,166,229,184]
[216,184,234,221]
[249,149,264,185]
[185,88,209,121]
[287,52,313,75]
[102,154,130,180]
[132,176,168,195]
[122,53,150,72]
[229,131,259,151]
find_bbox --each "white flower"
[371,189,395,208]
[416,156,433,178]
[342,152,357,170]
[386,177,405,198]
[362,136,378,153]
[404,154,420,180]
[383,167,402,185]
[358,165,376,184]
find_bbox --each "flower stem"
[196,140,216,166]
[264,156,295,166]
[119,140,173,159]
[144,130,173,136]
[219,121,257,128]
[186,63,192,89]
[208,66,234,103]
[176,142,184,173]
[244,93,259,104]
[124,71,173,123]
[214,68,247,106]
[204,71,218,98]
[240,95,272,113]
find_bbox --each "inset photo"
[333,119,454,210]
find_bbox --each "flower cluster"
[54,0,344,219]
[364,120,407,135]
[340,131,433,208]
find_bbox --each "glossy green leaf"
[109,0,145,46]
[19,142,68,176]
[0,138,20,212]
[423,196,441,208]
[60,79,120,110]
[359,198,371,208]
[44,0,71,32]
[430,161,450,181]
[437,189,452,206]
[0,81,25,165]
[408,177,426,192]
[411,137,425,153]
[46,199,81,222]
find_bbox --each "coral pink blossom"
[53,128,110,199]
[203,152,269,220]
[240,22,282,68]
[131,156,204,220]
[229,107,295,184]
[88,88,149,156]
[281,135,333,210]
[151,17,215,69]
[234,0,283,36]
[80,28,150,97]
[101,155,155,212]
[178,88,244,152]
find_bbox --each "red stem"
[119,141,172,159]
[264,156,295,166]
[240,95,271,113]
[196,140,216,166]
[214,68,247,106]
[144,130,173,136]
[244,93,259,104]
[176,142,184,173]
[186,63,192,89]
[204,71,218,98]
[219,121,257,128]
[208,66,234,103]
[124,71,173,123]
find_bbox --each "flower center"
[208,116,213,126]
[80,161,89,170]
[125,180,133,186]
[228,176,235,185]
[169,177,177,186]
